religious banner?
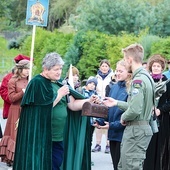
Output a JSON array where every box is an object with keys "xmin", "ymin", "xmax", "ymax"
[{"xmin": 26, "ymin": 0, "xmax": 49, "ymax": 27}]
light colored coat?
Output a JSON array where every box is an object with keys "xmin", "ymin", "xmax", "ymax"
[{"xmin": 96, "ymin": 70, "xmax": 114, "ymax": 99}]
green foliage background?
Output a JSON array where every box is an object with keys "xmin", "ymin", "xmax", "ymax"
[
  {"xmin": 70, "ymin": 0, "xmax": 170, "ymax": 36},
  {"xmin": 16, "ymin": 28, "xmax": 170, "ymax": 81},
  {"xmin": 2, "ymin": 27, "xmax": 170, "ymax": 82},
  {"xmin": 151, "ymin": 37, "xmax": 170, "ymax": 60},
  {"xmin": 0, "ymin": 36, "xmax": 20, "ymax": 74},
  {"xmin": 1, "ymin": 0, "xmax": 170, "ymax": 109},
  {"xmin": 20, "ymin": 28, "xmax": 73, "ymax": 76},
  {"xmin": 19, "ymin": 29, "xmax": 140, "ymax": 80}
]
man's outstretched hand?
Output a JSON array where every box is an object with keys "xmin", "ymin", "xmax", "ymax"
[{"xmin": 102, "ymin": 97, "xmax": 118, "ymax": 107}]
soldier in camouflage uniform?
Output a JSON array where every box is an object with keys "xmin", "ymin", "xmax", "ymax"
[{"xmin": 103, "ymin": 44, "xmax": 154, "ymax": 170}]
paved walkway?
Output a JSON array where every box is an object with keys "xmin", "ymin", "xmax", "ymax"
[
  {"xmin": 91, "ymin": 133, "xmax": 113, "ymax": 170},
  {"xmin": 0, "ymin": 109, "xmax": 113, "ymax": 170},
  {"xmin": 0, "ymin": 114, "xmax": 12, "ymax": 170}
]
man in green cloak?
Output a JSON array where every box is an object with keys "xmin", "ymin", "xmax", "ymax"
[{"xmin": 13, "ymin": 52, "xmax": 96, "ymax": 170}]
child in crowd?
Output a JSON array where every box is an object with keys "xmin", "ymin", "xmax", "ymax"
[
  {"xmin": 81, "ymin": 76, "xmax": 98, "ymax": 141},
  {"xmin": 81, "ymin": 76, "xmax": 98, "ymax": 166},
  {"xmin": 82, "ymin": 76, "xmax": 98, "ymax": 98},
  {"xmin": 65, "ymin": 66, "xmax": 82, "ymax": 92}
]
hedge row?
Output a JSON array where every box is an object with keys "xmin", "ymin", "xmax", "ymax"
[{"xmin": 21, "ymin": 28, "xmax": 170, "ymax": 80}]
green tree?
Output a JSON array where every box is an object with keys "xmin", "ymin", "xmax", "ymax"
[
  {"xmin": 139, "ymin": 32, "xmax": 161, "ymax": 59},
  {"xmin": 70, "ymin": 0, "xmax": 151, "ymax": 35},
  {"xmin": 48, "ymin": 0, "xmax": 82, "ymax": 31},
  {"xmin": 0, "ymin": 0, "xmax": 14, "ymax": 18},
  {"xmin": 148, "ymin": 0, "xmax": 170, "ymax": 36},
  {"xmin": 70, "ymin": 0, "xmax": 170, "ymax": 37},
  {"xmin": 0, "ymin": 0, "xmax": 28, "ymax": 31},
  {"xmin": 0, "ymin": 0, "xmax": 82, "ymax": 31},
  {"xmin": 21, "ymin": 28, "xmax": 73, "ymax": 75},
  {"xmin": 65, "ymin": 30, "xmax": 138, "ymax": 80},
  {"xmin": 151, "ymin": 37, "xmax": 170, "ymax": 60}
]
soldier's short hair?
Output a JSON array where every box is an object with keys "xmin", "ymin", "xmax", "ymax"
[{"xmin": 122, "ymin": 43, "xmax": 144, "ymax": 63}]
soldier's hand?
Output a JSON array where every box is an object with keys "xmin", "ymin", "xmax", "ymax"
[
  {"xmin": 102, "ymin": 97, "xmax": 118, "ymax": 107},
  {"xmin": 120, "ymin": 119, "xmax": 126, "ymax": 126},
  {"xmin": 155, "ymin": 108, "xmax": 161, "ymax": 116}
]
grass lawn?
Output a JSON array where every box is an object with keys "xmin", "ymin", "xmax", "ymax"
[
  {"xmin": 0, "ymin": 35, "xmax": 20, "ymax": 109},
  {"xmin": 0, "ymin": 36, "xmax": 20, "ymax": 76},
  {"xmin": 0, "ymin": 97, "xmax": 3, "ymax": 109}
]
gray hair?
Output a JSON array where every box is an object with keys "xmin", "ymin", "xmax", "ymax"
[{"xmin": 42, "ymin": 52, "xmax": 64, "ymax": 70}]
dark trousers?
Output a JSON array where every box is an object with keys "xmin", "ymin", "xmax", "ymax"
[
  {"xmin": 0, "ymin": 125, "xmax": 2, "ymax": 138},
  {"xmin": 110, "ymin": 140, "xmax": 121, "ymax": 170},
  {"xmin": 52, "ymin": 141, "xmax": 64, "ymax": 170}
]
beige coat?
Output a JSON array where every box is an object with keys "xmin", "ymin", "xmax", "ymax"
[{"xmin": 96, "ymin": 70, "xmax": 114, "ymax": 99}]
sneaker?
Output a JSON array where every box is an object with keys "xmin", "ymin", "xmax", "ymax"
[
  {"xmin": 105, "ymin": 145, "xmax": 110, "ymax": 153},
  {"xmin": 91, "ymin": 144, "xmax": 101, "ymax": 152}
]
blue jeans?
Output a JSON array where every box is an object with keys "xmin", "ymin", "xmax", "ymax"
[{"xmin": 52, "ymin": 141, "xmax": 64, "ymax": 170}]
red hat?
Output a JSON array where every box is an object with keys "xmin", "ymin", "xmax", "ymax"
[{"xmin": 14, "ymin": 54, "xmax": 30, "ymax": 63}]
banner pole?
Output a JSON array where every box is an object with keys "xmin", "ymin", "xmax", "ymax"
[{"xmin": 28, "ymin": 25, "xmax": 36, "ymax": 82}]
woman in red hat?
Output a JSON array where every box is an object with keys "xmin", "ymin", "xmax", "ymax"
[
  {"xmin": 0, "ymin": 60, "xmax": 30, "ymax": 167},
  {"xmin": 0, "ymin": 54, "xmax": 30, "ymax": 119}
]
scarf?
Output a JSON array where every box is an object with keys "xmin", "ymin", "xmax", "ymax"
[{"xmin": 151, "ymin": 73, "xmax": 163, "ymax": 80}]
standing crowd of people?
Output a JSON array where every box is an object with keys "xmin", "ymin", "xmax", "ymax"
[{"xmin": 0, "ymin": 43, "xmax": 170, "ymax": 170}]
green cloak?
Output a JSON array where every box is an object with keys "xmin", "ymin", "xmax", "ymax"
[
  {"xmin": 13, "ymin": 75, "xmax": 54, "ymax": 170},
  {"xmin": 56, "ymin": 81, "xmax": 91, "ymax": 170},
  {"xmin": 13, "ymin": 76, "xmax": 91, "ymax": 170},
  {"xmin": 62, "ymin": 89, "xmax": 91, "ymax": 170}
]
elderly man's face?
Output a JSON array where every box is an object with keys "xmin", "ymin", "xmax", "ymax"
[{"xmin": 44, "ymin": 65, "xmax": 63, "ymax": 81}]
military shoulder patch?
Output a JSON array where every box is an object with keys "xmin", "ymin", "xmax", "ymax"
[
  {"xmin": 132, "ymin": 80, "xmax": 142, "ymax": 88},
  {"xmin": 132, "ymin": 88, "xmax": 139, "ymax": 95}
]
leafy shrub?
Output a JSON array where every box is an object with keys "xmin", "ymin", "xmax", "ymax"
[
  {"xmin": 0, "ymin": 36, "xmax": 20, "ymax": 75},
  {"xmin": 21, "ymin": 28, "xmax": 73, "ymax": 76},
  {"xmin": 20, "ymin": 28, "xmax": 170, "ymax": 81},
  {"xmin": 139, "ymin": 34, "xmax": 161, "ymax": 60},
  {"xmin": 66, "ymin": 31, "xmax": 139, "ymax": 80},
  {"xmin": 151, "ymin": 37, "xmax": 170, "ymax": 60},
  {"xmin": 8, "ymin": 39, "xmax": 20, "ymax": 49}
]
